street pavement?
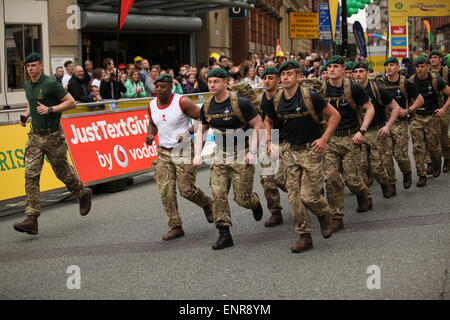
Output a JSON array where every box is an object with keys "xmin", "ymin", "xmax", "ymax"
[{"xmin": 0, "ymin": 159, "xmax": 449, "ymax": 300}]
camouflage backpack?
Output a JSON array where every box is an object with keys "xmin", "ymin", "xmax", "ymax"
[
  {"xmin": 227, "ymin": 82, "xmax": 261, "ymax": 114},
  {"xmin": 410, "ymin": 72, "xmax": 445, "ymax": 107},
  {"xmin": 430, "ymin": 66, "xmax": 449, "ymax": 84},
  {"xmin": 372, "ymin": 73, "xmax": 409, "ymax": 107}
]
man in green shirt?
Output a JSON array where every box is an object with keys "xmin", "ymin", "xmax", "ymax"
[{"xmin": 13, "ymin": 52, "xmax": 92, "ymax": 235}]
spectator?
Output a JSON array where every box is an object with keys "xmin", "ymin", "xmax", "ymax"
[
  {"xmin": 87, "ymin": 85, "xmax": 106, "ymax": 110},
  {"xmin": 102, "ymin": 58, "xmax": 114, "ymax": 74},
  {"xmin": 124, "ymin": 68, "xmax": 146, "ymax": 98},
  {"xmin": 242, "ymin": 65, "xmax": 262, "ymax": 87},
  {"xmin": 89, "ymin": 68, "xmax": 104, "ymax": 90},
  {"xmin": 402, "ymin": 58, "xmax": 416, "ymax": 78},
  {"xmin": 307, "ymin": 58, "xmax": 322, "ymax": 78},
  {"xmin": 199, "ymin": 67, "xmax": 210, "ymax": 85},
  {"xmin": 160, "ymin": 69, "xmax": 167, "ymax": 75},
  {"xmin": 219, "ymin": 56, "xmax": 230, "ymax": 71},
  {"xmin": 139, "ymin": 59, "xmax": 151, "ymax": 83},
  {"xmin": 251, "ymin": 53, "xmax": 261, "ymax": 68},
  {"xmin": 192, "ymin": 67, "xmax": 208, "ymax": 92},
  {"xmin": 118, "ymin": 64, "xmax": 127, "ymax": 77},
  {"xmin": 62, "ymin": 60, "xmax": 74, "ymax": 89},
  {"xmin": 54, "ymin": 66, "xmax": 64, "ymax": 83},
  {"xmin": 100, "ymin": 69, "xmax": 127, "ymax": 100},
  {"xmin": 144, "ymin": 65, "xmax": 159, "ymax": 97},
  {"xmin": 68, "ymin": 65, "xmax": 101, "ymax": 103},
  {"xmin": 229, "ymin": 66, "xmax": 242, "ymax": 83},
  {"xmin": 166, "ymin": 68, "xmax": 183, "ymax": 94},
  {"xmin": 83, "ymin": 60, "xmax": 93, "ymax": 87},
  {"xmin": 126, "ymin": 63, "xmax": 135, "ymax": 77},
  {"xmin": 133, "ymin": 56, "xmax": 143, "ymax": 66},
  {"xmin": 119, "ymin": 73, "xmax": 127, "ymax": 85},
  {"xmin": 256, "ymin": 65, "xmax": 264, "ymax": 79},
  {"xmin": 183, "ymin": 72, "xmax": 200, "ymax": 94}
]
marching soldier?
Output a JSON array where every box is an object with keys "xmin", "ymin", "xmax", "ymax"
[
  {"xmin": 353, "ymin": 61, "xmax": 401, "ymax": 198},
  {"xmin": 383, "ymin": 57, "xmax": 424, "ymax": 188},
  {"xmin": 146, "ymin": 74, "xmax": 213, "ymax": 241},
  {"xmin": 13, "ymin": 52, "xmax": 92, "ymax": 235},
  {"xmin": 193, "ymin": 68, "xmax": 263, "ymax": 250},
  {"xmin": 257, "ymin": 67, "xmax": 287, "ymax": 227},
  {"xmin": 321, "ymin": 56, "xmax": 375, "ymax": 232},
  {"xmin": 264, "ymin": 60, "xmax": 340, "ymax": 253},
  {"xmin": 344, "ymin": 61, "xmax": 355, "ymax": 80},
  {"xmin": 409, "ymin": 56, "xmax": 450, "ymax": 186}
]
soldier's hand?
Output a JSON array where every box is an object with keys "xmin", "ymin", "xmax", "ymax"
[
  {"xmin": 378, "ymin": 126, "xmax": 390, "ymax": 138},
  {"xmin": 176, "ymin": 131, "xmax": 190, "ymax": 143},
  {"xmin": 193, "ymin": 155, "xmax": 202, "ymax": 167},
  {"xmin": 20, "ymin": 115, "xmax": 28, "ymax": 127},
  {"xmin": 246, "ymin": 151, "xmax": 257, "ymax": 165},
  {"xmin": 268, "ymin": 142, "xmax": 279, "ymax": 159},
  {"xmin": 435, "ymin": 108, "xmax": 446, "ymax": 118},
  {"xmin": 37, "ymin": 102, "xmax": 50, "ymax": 115},
  {"xmin": 352, "ymin": 132, "xmax": 364, "ymax": 145},
  {"xmin": 399, "ymin": 108, "xmax": 409, "ymax": 118},
  {"xmin": 312, "ymin": 137, "xmax": 327, "ymax": 153},
  {"xmin": 146, "ymin": 135, "xmax": 154, "ymax": 146}
]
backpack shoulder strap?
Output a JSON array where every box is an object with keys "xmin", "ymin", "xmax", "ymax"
[
  {"xmin": 369, "ymin": 80, "xmax": 382, "ymax": 107},
  {"xmin": 203, "ymin": 96, "xmax": 214, "ymax": 124},
  {"xmin": 256, "ymin": 93, "xmax": 264, "ymax": 116},
  {"xmin": 430, "ymin": 72, "xmax": 445, "ymax": 106},
  {"xmin": 343, "ymin": 78, "xmax": 357, "ymax": 110},
  {"xmin": 273, "ymin": 89, "xmax": 283, "ymax": 113},
  {"xmin": 399, "ymin": 75, "xmax": 409, "ymax": 108},
  {"xmin": 300, "ymin": 87, "xmax": 321, "ymax": 125},
  {"xmin": 444, "ymin": 66, "xmax": 449, "ymax": 84},
  {"xmin": 409, "ymin": 74, "xmax": 416, "ymax": 82},
  {"xmin": 229, "ymin": 91, "xmax": 247, "ymax": 126}
]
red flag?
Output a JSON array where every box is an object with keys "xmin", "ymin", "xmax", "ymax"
[{"xmin": 120, "ymin": 0, "xmax": 134, "ymax": 30}]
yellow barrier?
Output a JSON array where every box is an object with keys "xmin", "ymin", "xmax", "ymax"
[{"xmin": 0, "ymin": 123, "xmax": 72, "ymax": 201}]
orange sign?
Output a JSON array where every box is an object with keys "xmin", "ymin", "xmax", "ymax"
[{"xmin": 61, "ymin": 110, "xmax": 158, "ymax": 184}]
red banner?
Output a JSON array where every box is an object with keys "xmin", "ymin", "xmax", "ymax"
[
  {"xmin": 391, "ymin": 26, "xmax": 406, "ymax": 36},
  {"xmin": 120, "ymin": 0, "xmax": 134, "ymax": 30},
  {"xmin": 391, "ymin": 49, "xmax": 407, "ymax": 58},
  {"xmin": 61, "ymin": 109, "xmax": 158, "ymax": 184}
]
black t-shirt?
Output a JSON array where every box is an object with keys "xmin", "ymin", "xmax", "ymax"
[
  {"xmin": 201, "ymin": 95, "xmax": 259, "ymax": 149},
  {"xmin": 261, "ymin": 93, "xmax": 281, "ymax": 129},
  {"xmin": 364, "ymin": 82, "xmax": 393, "ymax": 127},
  {"xmin": 266, "ymin": 87, "xmax": 327, "ymax": 145},
  {"xmin": 324, "ymin": 81, "xmax": 370, "ymax": 130},
  {"xmin": 412, "ymin": 73, "xmax": 447, "ymax": 114},
  {"xmin": 384, "ymin": 77, "xmax": 419, "ymax": 109}
]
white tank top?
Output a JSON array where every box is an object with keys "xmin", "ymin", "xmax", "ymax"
[{"xmin": 149, "ymin": 93, "xmax": 191, "ymax": 149}]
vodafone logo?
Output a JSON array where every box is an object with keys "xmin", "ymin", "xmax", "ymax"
[{"xmin": 113, "ymin": 145, "xmax": 129, "ymax": 168}]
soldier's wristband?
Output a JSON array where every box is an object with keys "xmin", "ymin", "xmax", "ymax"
[{"xmin": 359, "ymin": 129, "xmax": 366, "ymax": 136}]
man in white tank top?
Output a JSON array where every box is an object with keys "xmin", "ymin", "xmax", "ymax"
[{"xmin": 146, "ymin": 74, "xmax": 213, "ymax": 241}]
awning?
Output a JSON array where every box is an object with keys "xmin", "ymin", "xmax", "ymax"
[{"xmin": 79, "ymin": 0, "xmax": 255, "ymax": 32}]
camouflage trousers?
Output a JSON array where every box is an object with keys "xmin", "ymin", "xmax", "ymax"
[
  {"xmin": 282, "ymin": 142, "xmax": 331, "ymax": 234},
  {"xmin": 25, "ymin": 127, "xmax": 85, "ymax": 217},
  {"xmin": 153, "ymin": 145, "xmax": 210, "ymax": 228},
  {"xmin": 426, "ymin": 108, "xmax": 450, "ymax": 162},
  {"xmin": 410, "ymin": 114, "xmax": 442, "ymax": 177},
  {"xmin": 259, "ymin": 144, "xmax": 287, "ymax": 214},
  {"xmin": 359, "ymin": 127, "xmax": 394, "ymax": 186},
  {"xmin": 388, "ymin": 119, "xmax": 412, "ymax": 175},
  {"xmin": 324, "ymin": 135, "xmax": 372, "ymax": 219},
  {"xmin": 209, "ymin": 149, "xmax": 260, "ymax": 227}
]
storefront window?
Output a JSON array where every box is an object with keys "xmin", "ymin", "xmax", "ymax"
[{"xmin": 6, "ymin": 24, "xmax": 42, "ymax": 90}]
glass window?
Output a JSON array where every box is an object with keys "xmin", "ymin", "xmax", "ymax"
[{"xmin": 6, "ymin": 24, "xmax": 42, "ymax": 90}]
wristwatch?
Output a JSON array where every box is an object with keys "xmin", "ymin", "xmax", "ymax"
[
  {"xmin": 359, "ymin": 129, "xmax": 366, "ymax": 136},
  {"xmin": 48, "ymin": 107, "xmax": 53, "ymax": 114}
]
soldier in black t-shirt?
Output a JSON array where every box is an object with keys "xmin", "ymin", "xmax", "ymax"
[
  {"xmin": 194, "ymin": 68, "xmax": 263, "ymax": 250},
  {"xmin": 353, "ymin": 62, "xmax": 400, "ymax": 198},
  {"xmin": 321, "ymin": 56, "xmax": 375, "ymax": 232},
  {"xmin": 409, "ymin": 56, "xmax": 450, "ymax": 186},
  {"xmin": 384, "ymin": 56, "xmax": 423, "ymax": 189},
  {"xmin": 264, "ymin": 60, "xmax": 341, "ymax": 253}
]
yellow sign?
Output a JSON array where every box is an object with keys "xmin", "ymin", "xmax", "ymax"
[
  {"xmin": 289, "ymin": 12, "xmax": 319, "ymax": 39},
  {"xmin": 0, "ymin": 123, "xmax": 69, "ymax": 201},
  {"xmin": 368, "ymin": 55, "xmax": 387, "ymax": 73},
  {"xmin": 389, "ymin": 0, "xmax": 450, "ymax": 17}
]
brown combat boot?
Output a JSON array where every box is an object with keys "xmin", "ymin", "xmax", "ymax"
[
  {"xmin": 317, "ymin": 212, "xmax": 334, "ymax": 239},
  {"xmin": 291, "ymin": 233, "xmax": 313, "ymax": 253},
  {"xmin": 443, "ymin": 159, "xmax": 450, "ymax": 173},
  {"xmin": 13, "ymin": 215, "xmax": 38, "ymax": 235},
  {"xmin": 380, "ymin": 184, "xmax": 394, "ymax": 199},
  {"xmin": 356, "ymin": 194, "xmax": 370, "ymax": 212},
  {"xmin": 162, "ymin": 226, "xmax": 185, "ymax": 241},
  {"xmin": 79, "ymin": 188, "xmax": 92, "ymax": 216},
  {"xmin": 332, "ymin": 219, "xmax": 344, "ymax": 232},
  {"xmin": 203, "ymin": 199, "xmax": 213, "ymax": 223},
  {"xmin": 264, "ymin": 212, "xmax": 283, "ymax": 227},
  {"xmin": 426, "ymin": 163, "xmax": 433, "ymax": 175},
  {"xmin": 403, "ymin": 172, "xmax": 412, "ymax": 189},
  {"xmin": 432, "ymin": 162, "xmax": 441, "ymax": 177},
  {"xmin": 416, "ymin": 176, "xmax": 427, "ymax": 187}
]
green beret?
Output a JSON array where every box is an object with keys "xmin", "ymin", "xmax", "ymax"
[
  {"xmin": 345, "ymin": 61, "xmax": 355, "ymax": 70},
  {"xmin": 261, "ymin": 66, "xmax": 279, "ymax": 78},
  {"xmin": 326, "ymin": 55, "xmax": 345, "ymax": 67},
  {"xmin": 279, "ymin": 60, "xmax": 303, "ymax": 73},
  {"xmin": 207, "ymin": 68, "xmax": 228, "ymax": 79},
  {"xmin": 320, "ymin": 65, "xmax": 327, "ymax": 73},
  {"xmin": 352, "ymin": 61, "xmax": 369, "ymax": 71},
  {"xmin": 384, "ymin": 56, "xmax": 399, "ymax": 65},
  {"xmin": 430, "ymin": 50, "xmax": 442, "ymax": 58},
  {"xmin": 414, "ymin": 55, "xmax": 428, "ymax": 67},
  {"xmin": 154, "ymin": 74, "xmax": 173, "ymax": 84},
  {"xmin": 444, "ymin": 54, "xmax": 450, "ymax": 68},
  {"xmin": 24, "ymin": 52, "xmax": 42, "ymax": 65}
]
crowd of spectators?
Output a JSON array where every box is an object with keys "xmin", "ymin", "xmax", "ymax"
[{"xmin": 53, "ymin": 50, "xmax": 419, "ymax": 106}]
